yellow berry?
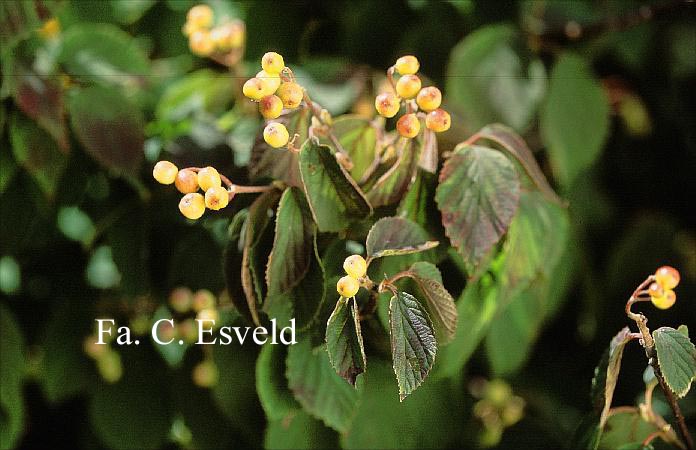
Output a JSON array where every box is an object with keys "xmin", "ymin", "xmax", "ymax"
[
  {"xmin": 395, "ymin": 74, "xmax": 421, "ymax": 99},
  {"xmin": 209, "ymin": 21, "xmax": 245, "ymax": 51},
  {"xmin": 96, "ymin": 350, "xmax": 123, "ymax": 384},
  {"xmin": 343, "ymin": 255, "xmax": 367, "ymax": 279},
  {"xmin": 197, "ymin": 166, "xmax": 221, "ymax": 191},
  {"xmin": 647, "ymin": 282, "xmax": 663, "ymax": 299},
  {"xmin": 655, "ymin": 266, "xmax": 680, "ymax": 290},
  {"xmin": 425, "ymin": 108, "xmax": 451, "ymax": 132},
  {"xmin": 651, "ymin": 289, "xmax": 676, "ymax": 310},
  {"xmin": 394, "ymin": 55, "xmax": 420, "ymax": 75},
  {"xmin": 337, "ymin": 275, "xmax": 360, "ymax": 298},
  {"xmin": 375, "ymin": 92, "xmax": 401, "ymax": 118},
  {"xmin": 192, "ymin": 360, "xmax": 219, "ymax": 388},
  {"xmin": 276, "ymin": 82, "xmax": 304, "ymax": 108},
  {"xmin": 197, "ymin": 308, "xmax": 220, "ymax": 324},
  {"xmin": 153, "ymin": 161, "xmax": 178, "ymax": 184},
  {"xmin": 179, "ymin": 193, "xmax": 206, "ymax": 220},
  {"xmin": 175, "ymin": 169, "xmax": 199, "ymax": 194},
  {"xmin": 416, "ymin": 86, "xmax": 442, "ymax": 112},
  {"xmin": 205, "ymin": 186, "xmax": 229, "ymax": 210},
  {"xmin": 263, "ymin": 122, "xmax": 289, "ymax": 148},
  {"xmin": 243, "ymin": 77, "xmax": 270, "ymax": 101},
  {"xmin": 397, "ymin": 113, "xmax": 421, "ymax": 138},
  {"xmin": 187, "ymin": 4, "xmax": 214, "ymax": 29},
  {"xmin": 256, "ymin": 70, "xmax": 281, "ymax": 94},
  {"xmin": 259, "ymin": 95, "xmax": 284, "ymax": 119},
  {"xmin": 189, "ymin": 30, "xmax": 214, "ymax": 56},
  {"xmin": 169, "ymin": 287, "xmax": 193, "ymax": 313},
  {"xmin": 192, "ymin": 289, "xmax": 216, "ymax": 311},
  {"xmin": 261, "ymin": 52, "xmax": 285, "ymax": 74},
  {"xmin": 39, "ymin": 18, "xmax": 60, "ymax": 40}
]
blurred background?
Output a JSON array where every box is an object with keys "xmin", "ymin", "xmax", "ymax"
[{"xmin": 1, "ymin": 0, "xmax": 695, "ymax": 449}]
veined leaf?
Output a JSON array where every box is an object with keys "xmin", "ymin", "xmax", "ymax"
[
  {"xmin": 367, "ymin": 135, "xmax": 421, "ymax": 208},
  {"xmin": 653, "ymin": 326, "xmax": 696, "ymax": 398},
  {"xmin": 326, "ymin": 297, "xmax": 366, "ymax": 386},
  {"xmin": 332, "ymin": 115, "xmax": 377, "ymax": 181},
  {"xmin": 366, "ymin": 216, "xmax": 438, "ymax": 261},
  {"xmin": 404, "ymin": 262, "xmax": 457, "ymax": 344},
  {"xmin": 591, "ymin": 327, "xmax": 633, "ymax": 428}
]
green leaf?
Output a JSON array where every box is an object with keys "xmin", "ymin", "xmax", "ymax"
[
  {"xmin": 0, "ymin": 304, "xmax": 25, "ymax": 450},
  {"xmin": 9, "ymin": 111, "xmax": 66, "ymax": 197},
  {"xmin": 652, "ymin": 326, "xmax": 696, "ymax": 398},
  {"xmin": 299, "ymin": 139, "xmax": 371, "ymax": 232},
  {"xmin": 389, "ymin": 291, "xmax": 437, "ymax": 401},
  {"xmin": 256, "ymin": 344, "xmax": 300, "ymax": 421},
  {"xmin": 110, "ymin": 0, "xmax": 156, "ymax": 24},
  {"xmin": 366, "ymin": 216, "xmax": 438, "ymax": 261},
  {"xmin": 286, "ymin": 336, "xmax": 361, "ymax": 432},
  {"xmin": 590, "ymin": 327, "xmax": 633, "ymax": 428},
  {"xmin": 436, "ymin": 145, "xmax": 520, "ymax": 271},
  {"xmin": 326, "ymin": 297, "xmax": 366, "ymax": 386},
  {"xmin": 152, "ymin": 306, "xmax": 188, "ymax": 367},
  {"xmin": 446, "ymin": 24, "xmax": 546, "ymax": 132},
  {"xmin": 156, "ymin": 69, "xmax": 234, "ymax": 122},
  {"xmin": 540, "ymin": 53, "xmax": 610, "ymax": 186},
  {"xmin": 0, "ymin": 1, "xmax": 40, "ymax": 52},
  {"xmin": 570, "ymin": 413, "xmax": 601, "ymax": 450},
  {"xmin": 598, "ymin": 411, "xmax": 658, "ymax": 450},
  {"xmin": 59, "ymin": 23, "xmax": 150, "ymax": 87},
  {"xmin": 265, "ymin": 410, "xmax": 338, "ymax": 449},
  {"xmin": 67, "ymin": 86, "xmax": 145, "ymax": 172},
  {"xmin": 367, "ymin": 135, "xmax": 422, "ymax": 208},
  {"xmin": 403, "ymin": 262, "xmax": 457, "ymax": 344},
  {"xmin": 266, "ymin": 187, "xmax": 315, "ymax": 297},
  {"xmin": 332, "ymin": 115, "xmax": 377, "ymax": 181}
]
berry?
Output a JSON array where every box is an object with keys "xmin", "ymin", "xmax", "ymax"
[
  {"xmin": 175, "ymin": 169, "xmax": 199, "ymax": 194},
  {"xmin": 189, "ymin": 30, "xmax": 214, "ymax": 56},
  {"xmin": 397, "ymin": 113, "xmax": 421, "ymax": 138},
  {"xmin": 394, "ymin": 55, "xmax": 420, "ymax": 75},
  {"xmin": 337, "ymin": 275, "xmax": 360, "ymax": 298},
  {"xmin": 210, "ymin": 21, "xmax": 244, "ymax": 51},
  {"xmin": 651, "ymin": 289, "xmax": 676, "ymax": 310},
  {"xmin": 654, "ymin": 266, "xmax": 680, "ymax": 290},
  {"xmin": 187, "ymin": 4, "xmax": 214, "ymax": 29},
  {"xmin": 263, "ymin": 122, "xmax": 290, "ymax": 148},
  {"xmin": 647, "ymin": 282, "xmax": 663, "ymax": 299},
  {"xmin": 375, "ymin": 92, "xmax": 401, "ymax": 118},
  {"xmin": 179, "ymin": 193, "xmax": 206, "ymax": 220},
  {"xmin": 343, "ymin": 255, "xmax": 367, "ymax": 279},
  {"xmin": 192, "ymin": 360, "xmax": 219, "ymax": 388},
  {"xmin": 425, "ymin": 108, "xmax": 451, "ymax": 132},
  {"xmin": 261, "ymin": 52, "xmax": 285, "ymax": 74},
  {"xmin": 97, "ymin": 350, "xmax": 123, "ymax": 384},
  {"xmin": 83, "ymin": 336, "xmax": 108, "ymax": 359},
  {"xmin": 416, "ymin": 86, "xmax": 442, "ymax": 112},
  {"xmin": 153, "ymin": 161, "xmax": 178, "ymax": 185},
  {"xmin": 243, "ymin": 78, "xmax": 270, "ymax": 101},
  {"xmin": 169, "ymin": 287, "xmax": 193, "ymax": 313},
  {"xmin": 259, "ymin": 95, "xmax": 283, "ymax": 119},
  {"xmin": 197, "ymin": 166, "xmax": 221, "ymax": 191},
  {"xmin": 276, "ymin": 82, "xmax": 304, "ymax": 109},
  {"xmin": 192, "ymin": 289, "xmax": 216, "ymax": 311},
  {"xmin": 205, "ymin": 186, "xmax": 230, "ymax": 210},
  {"xmin": 256, "ymin": 70, "xmax": 281, "ymax": 94},
  {"xmin": 395, "ymin": 74, "xmax": 421, "ymax": 99},
  {"xmin": 177, "ymin": 319, "xmax": 198, "ymax": 343},
  {"xmin": 197, "ymin": 308, "xmax": 220, "ymax": 324}
]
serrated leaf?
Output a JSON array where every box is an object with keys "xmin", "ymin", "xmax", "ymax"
[
  {"xmin": 540, "ymin": 53, "xmax": 610, "ymax": 186},
  {"xmin": 366, "ymin": 216, "xmax": 438, "ymax": 261},
  {"xmin": 367, "ymin": 135, "xmax": 421, "ymax": 208},
  {"xmin": 256, "ymin": 344, "xmax": 300, "ymax": 421},
  {"xmin": 332, "ymin": 115, "xmax": 377, "ymax": 181},
  {"xmin": 389, "ymin": 291, "xmax": 437, "ymax": 401},
  {"xmin": 591, "ymin": 327, "xmax": 633, "ymax": 428},
  {"xmin": 299, "ymin": 139, "xmax": 371, "ymax": 232},
  {"xmin": 326, "ymin": 297, "xmax": 366, "ymax": 386},
  {"xmin": 653, "ymin": 326, "xmax": 696, "ymax": 398},
  {"xmin": 397, "ymin": 170, "xmax": 438, "ymax": 230},
  {"xmin": 436, "ymin": 145, "xmax": 520, "ymax": 271},
  {"xmin": 286, "ymin": 336, "xmax": 361, "ymax": 432},
  {"xmin": 404, "ymin": 262, "xmax": 457, "ymax": 344}
]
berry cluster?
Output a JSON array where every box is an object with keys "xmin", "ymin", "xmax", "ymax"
[
  {"xmin": 243, "ymin": 52, "xmax": 304, "ymax": 148},
  {"xmin": 647, "ymin": 265, "xmax": 680, "ymax": 309},
  {"xmin": 336, "ymin": 255, "xmax": 367, "ymax": 298},
  {"xmin": 153, "ymin": 161, "xmax": 231, "ymax": 220},
  {"xmin": 375, "ymin": 55, "xmax": 451, "ymax": 138},
  {"xmin": 183, "ymin": 4, "xmax": 245, "ymax": 57}
]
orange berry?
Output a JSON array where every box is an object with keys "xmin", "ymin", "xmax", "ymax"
[
  {"xmin": 647, "ymin": 282, "xmax": 664, "ymax": 299},
  {"xmin": 153, "ymin": 161, "xmax": 178, "ymax": 184},
  {"xmin": 651, "ymin": 289, "xmax": 676, "ymax": 310},
  {"xmin": 189, "ymin": 30, "xmax": 214, "ymax": 56},
  {"xmin": 395, "ymin": 74, "xmax": 421, "ymax": 99},
  {"xmin": 375, "ymin": 92, "xmax": 401, "ymax": 118},
  {"xmin": 197, "ymin": 167, "xmax": 221, "ymax": 191},
  {"xmin": 175, "ymin": 169, "xmax": 199, "ymax": 194},
  {"xmin": 425, "ymin": 108, "xmax": 451, "ymax": 132},
  {"xmin": 276, "ymin": 82, "xmax": 303, "ymax": 108},
  {"xmin": 654, "ymin": 266, "xmax": 680, "ymax": 290},
  {"xmin": 394, "ymin": 55, "xmax": 420, "ymax": 75},
  {"xmin": 397, "ymin": 113, "xmax": 420, "ymax": 138},
  {"xmin": 263, "ymin": 122, "xmax": 289, "ymax": 148},
  {"xmin": 205, "ymin": 186, "xmax": 229, "ymax": 210},
  {"xmin": 187, "ymin": 4, "xmax": 214, "ymax": 29},
  {"xmin": 259, "ymin": 94, "xmax": 283, "ymax": 119},
  {"xmin": 192, "ymin": 289, "xmax": 216, "ymax": 311},
  {"xmin": 243, "ymin": 78, "xmax": 270, "ymax": 101},
  {"xmin": 179, "ymin": 193, "xmax": 206, "ymax": 220},
  {"xmin": 416, "ymin": 86, "xmax": 442, "ymax": 112},
  {"xmin": 261, "ymin": 52, "xmax": 285, "ymax": 74}
]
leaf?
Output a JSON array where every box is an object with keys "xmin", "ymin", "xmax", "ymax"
[
  {"xmin": 299, "ymin": 139, "xmax": 371, "ymax": 232},
  {"xmin": 332, "ymin": 115, "xmax": 377, "ymax": 181},
  {"xmin": 110, "ymin": 0, "xmax": 156, "ymax": 24},
  {"xmin": 403, "ymin": 262, "xmax": 457, "ymax": 344},
  {"xmin": 599, "ymin": 411, "xmax": 658, "ymax": 450},
  {"xmin": 152, "ymin": 306, "xmax": 188, "ymax": 367},
  {"xmin": 389, "ymin": 291, "xmax": 437, "ymax": 401},
  {"xmin": 256, "ymin": 344, "xmax": 300, "ymax": 421},
  {"xmin": 365, "ymin": 216, "xmax": 438, "ymax": 261},
  {"xmin": 326, "ymin": 297, "xmax": 366, "ymax": 386},
  {"xmin": 67, "ymin": 86, "xmax": 144, "ymax": 172},
  {"xmin": 652, "ymin": 326, "xmax": 696, "ymax": 398},
  {"xmin": 223, "ymin": 209, "xmax": 254, "ymax": 324},
  {"xmin": 591, "ymin": 327, "xmax": 633, "ymax": 428},
  {"xmin": 0, "ymin": 1, "xmax": 40, "ymax": 51},
  {"xmin": 435, "ymin": 145, "xmax": 520, "ymax": 271},
  {"xmin": 367, "ymin": 135, "xmax": 421, "ymax": 208},
  {"xmin": 265, "ymin": 410, "xmax": 338, "ymax": 449},
  {"xmin": 156, "ymin": 69, "xmax": 234, "ymax": 122},
  {"xmin": 397, "ymin": 170, "xmax": 439, "ymax": 234},
  {"xmin": 0, "ymin": 304, "xmax": 25, "ymax": 450},
  {"xmin": 540, "ymin": 53, "xmax": 610, "ymax": 186},
  {"xmin": 266, "ymin": 187, "xmax": 315, "ymax": 296},
  {"xmin": 286, "ymin": 336, "xmax": 361, "ymax": 433},
  {"xmin": 9, "ymin": 111, "xmax": 66, "ymax": 197},
  {"xmin": 446, "ymin": 24, "xmax": 546, "ymax": 132}
]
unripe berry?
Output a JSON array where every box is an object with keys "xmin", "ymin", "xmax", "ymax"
[
  {"xmin": 425, "ymin": 108, "xmax": 451, "ymax": 132},
  {"xmin": 375, "ymin": 92, "xmax": 401, "ymax": 118},
  {"xmin": 337, "ymin": 275, "xmax": 360, "ymax": 298},
  {"xmin": 175, "ymin": 169, "xmax": 199, "ymax": 194},
  {"xmin": 243, "ymin": 78, "xmax": 270, "ymax": 101},
  {"xmin": 654, "ymin": 266, "xmax": 680, "ymax": 290},
  {"xmin": 192, "ymin": 289, "xmax": 216, "ymax": 311},
  {"xmin": 394, "ymin": 55, "xmax": 420, "ymax": 75},
  {"xmin": 343, "ymin": 255, "xmax": 367, "ymax": 279},
  {"xmin": 416, "ymin": 86, "xmax": 442, "ymax": 112},
  {"xmin": 261, "ymin": 52, "xmax": 285, "ymax": 74},
  {"xmin": 263, "ymin": 122, "xmax": 289, "ymax": 148},
  {"xmin": 169, "ymin": 287, "xmax": 193, "ymax": 313},
  {"xmin": 179, "ymin": 193, "xmax": 206, "ymax": 220},
  {"xmin": 153, "ymin": 161, "xmax": 178, "ymax": 185},
  {"xmin": 651, "ymin": 289, "xmax": 676, "ymax": 310},
  {"xmin": 256, "ymin": 70, "xmax": 281, "ymax": 94},
  {"xmin": 197, "ymin": 166, "xmax": 221, "ymax": 191},
  {"xmin": 397, "ymin": 113, "xmax": 421, "ymax": 138},
  {"xmin": 205, "ymin": 186, "xmax": 230, "ymax": 210},
  {"xmin": 187, "ymin": 4, "xmax": 214, "ymax": 29},
  {"xmin": 259, "ymin": 95, "xmax": 283, "ymax": 119},
  {"xmin": 189, "ymin": 30, "xmax": 214, "ymax": 56},
  {"xmin": 192, "ymin": 360, "xmax": 219, "ymax": 388},
  {"xmin": 395, "ymin": 74, "xmax": 421, "ymax": 99},
  {"xmin": 276, "ymin": 82, "xmax": 304, "ymax": 108}
]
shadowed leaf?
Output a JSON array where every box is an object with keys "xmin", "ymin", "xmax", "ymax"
[
  {"xmin": 367, "ymin": 135, "xmax": 421, "ymax": 208},
  {"xmin": 326, "ymin": 297, "xmax": 366, "ymax": 386},
  {"xmin": 404, "ymin": 262, "xmax": 457, "ymax": 344},
  {"xmin": 366, "ymin": 217, "xmax": 438, "ymax": 261}
]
